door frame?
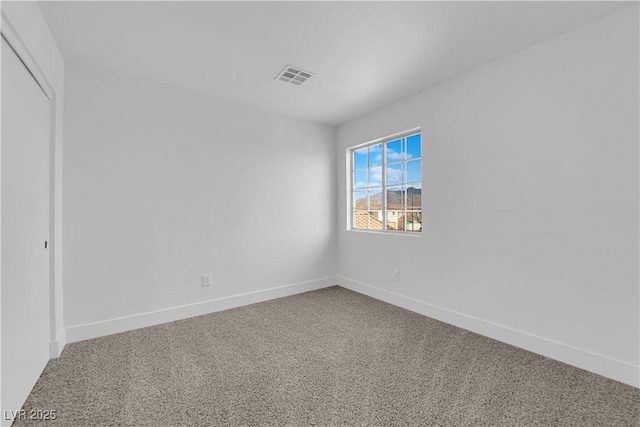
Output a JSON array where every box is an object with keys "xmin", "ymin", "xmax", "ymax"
[{"xmin": 1, "ymin": 11, "xmax": 62, "ymax": 358}]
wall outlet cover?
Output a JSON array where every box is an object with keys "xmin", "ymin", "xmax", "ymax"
[{"xmin": 202, "ymin": 273, "xmax": 212, "ymax": 287}]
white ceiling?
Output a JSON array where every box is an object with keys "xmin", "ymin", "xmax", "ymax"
[{"xmin": 38, "ymin": 1, "xmax": 630, "ymax": 126}]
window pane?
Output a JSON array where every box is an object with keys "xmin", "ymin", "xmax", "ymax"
[
  {"xmin": 369, "ymin": 144, "xmax": 383, "ymax": 166},
  {"xmin": 353, "ymin": 210, "xmax": 369, "ymax": 229},
  {"xmin": 369, "ymin": 188, "xmax": 383, "ymax": 210},
  {"xmin": 368, "ymin": 211, "xmax": 384, "ymax": 230},
  {"xmin": 386, "ymin": 163, "xmax": 403, "ymax": 186},
  {"xmin": 354, "ymin": 190, "xmax": 367, "ymax": 210},
  {"xmin": 405, "ymin": 211, "xmax": 422, "ymax": 232},
  {"xmin": 386, "ymin": 210, "xmax": 401, "ymax": 231},
  {"xmin": 354, "ymin": 169, "xmax": 367, "ymax": 189},
  {"xmin": 407, "ymin": 134, "xmax": 421, "ymax": 159},
  {"xmin": 369, "ymin": 166, "xmax": 382, "ymax": 187},
  {"xmin": 354, "ymin": 148, "xmax": 367, "ymax": 169},
  {"xmin": 386, "ymin": 185, "xmax": 404, "ymax": 211},
  {"xmin": 407, "ymin": 160, "xmax": 421, "ymax": 184},
  {"xmin": 406, "ymin": 185, "xmax": 421, "ymax": 208},
  {"xmin": 386, "ymin": 138, "xmax": 403, "ymax": 163}
]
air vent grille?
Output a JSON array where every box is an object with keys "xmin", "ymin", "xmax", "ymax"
[{"xmin": 275, "ymin": 65, "xmax": 315, "ymax": 86}]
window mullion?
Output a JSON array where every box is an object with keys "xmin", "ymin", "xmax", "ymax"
[
  {"xmin": 382, "ymin": 143, "xmax": 387, "ymax": 230},
  {"xmin": 403, "ymin": 137, "xmax": 408, "ymax": 231},
  {"xmin": 368, "ymin": 161, "xmax": 371, "ymax": 231}
]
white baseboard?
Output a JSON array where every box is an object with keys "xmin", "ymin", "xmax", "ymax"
[
  {"xmin": 49, "ymin": 328, "xmax": 66, "ymax": 358},
  {"xmin": 66, "ymin": 276, "xmax": 337, "ymax": 344},
  {"xmin": 337, "ymin": 276, "xmax": 639, "ymax": 389}
]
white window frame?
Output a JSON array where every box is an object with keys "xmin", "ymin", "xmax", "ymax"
[{"xmin": 347, "ymin": 127, "xmax": 422, "ymax": 235}]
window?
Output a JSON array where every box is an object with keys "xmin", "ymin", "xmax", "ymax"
[{"xmin": 350, "ymin": 129, "xmax": 422, "ymax": 233}]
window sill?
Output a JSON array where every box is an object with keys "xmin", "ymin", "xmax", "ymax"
[{"xmin": 347, "ymin": 229, "xmax": 422, "ymax": 237}]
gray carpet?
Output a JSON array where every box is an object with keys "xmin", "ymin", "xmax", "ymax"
[{"xmin": 15, "ymin": 286, "xmax": 640, "ymax": 426}]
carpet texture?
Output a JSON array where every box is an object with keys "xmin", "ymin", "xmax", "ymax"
[{"xmin": 15, "ymin": 286, "xmax": 640, "ymax": 426}]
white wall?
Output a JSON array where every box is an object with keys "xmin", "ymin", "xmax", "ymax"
[
  {"xmin": 63, "ymin": 62, "xmax": 336, "ymax": 340},
  {"xmin": 337, "ymin": 6, "xmax": 639, "ymax": 387}
]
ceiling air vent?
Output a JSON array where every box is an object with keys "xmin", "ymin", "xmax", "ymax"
[{"xmin": 275, "ymin": 65, "xmax": 314, "ymax": 86}]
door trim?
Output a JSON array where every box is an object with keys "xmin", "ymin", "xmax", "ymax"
[{"xmin": 1, "ymin": 11, "xmax": 62, "ymax": 358}]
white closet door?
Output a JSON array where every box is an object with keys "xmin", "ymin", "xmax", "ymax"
[{"xmin": 1, "ymin": 36, "xmax": 51, "ymax": 421}]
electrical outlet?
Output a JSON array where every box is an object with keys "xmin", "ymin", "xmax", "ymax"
[
  {"xmin": 392, "ymin": 268, "xmax": 400, "ymax": 281},
  {"xmin": 202, "ymin": 273, "xmax": 212, "ymax": 287}
]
